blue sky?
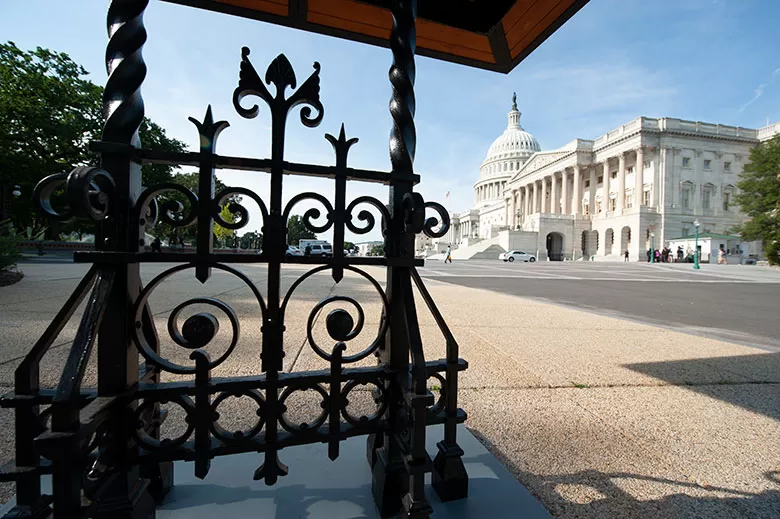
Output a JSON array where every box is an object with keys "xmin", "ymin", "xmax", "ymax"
[{"xmin": 3, "ymin": 0, "xmax": 779, "ymax": 242}]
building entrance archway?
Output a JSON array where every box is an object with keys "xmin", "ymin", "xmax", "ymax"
[
  {"xmin": 605, "ymin": 228, "xmax": 614, "ymax": 256},
  {"xmin": 546, "ymin": 232, "xmax": 564, "ymax": 261},
  {"xmin": 620, "ymin": 226, "xmax": 631, "ymax": 255}
]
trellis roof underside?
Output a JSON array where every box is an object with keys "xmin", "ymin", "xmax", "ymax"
[{"xmin": 163, "ymin": 0, "xmax": 590, "ymax": 73}]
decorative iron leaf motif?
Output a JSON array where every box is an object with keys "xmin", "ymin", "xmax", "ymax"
[
  {"xmin": 233, "ymin": 47, "xmax": 272, "ymax": 119},
  {"xmin": 265, "ymin": 54, "xmax": 297, "ymax": 96},
  {"xmin": 232, "ymin": 47, "xmax": 323, "ymax": 130}
]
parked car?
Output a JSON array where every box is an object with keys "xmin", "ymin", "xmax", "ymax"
[
  {"xmin": 309, "ymin": 243, "xmax": 333, "ymax": 257},
  {"xmin": 499, "ymin": 250, "xmax": 536, "ymax": 262},
  {"xmin": 286, "ymin": 245, "xmax": 303, "ymax": 257}
]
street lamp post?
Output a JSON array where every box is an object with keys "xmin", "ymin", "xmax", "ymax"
[
  {"xmin": 650, "ymin": 232, "xmax": 655, "ymax": 263},
  {"xmin": 693, "ymin": 219, "xmax": 700, "ymax": 270}
]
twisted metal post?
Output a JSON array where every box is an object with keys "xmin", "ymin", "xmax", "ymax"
[
  {"xmin": 372, "ymin": 1, "xmax": 433, "ymax": 518},
  {"xmin": 94, "ymin": 1, "xmax": 162, "ymax": 516}
]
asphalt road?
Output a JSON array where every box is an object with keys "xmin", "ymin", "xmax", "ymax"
[{"xmin": 419, "ymin": 260, "xmax": 780, "ymax": 350}]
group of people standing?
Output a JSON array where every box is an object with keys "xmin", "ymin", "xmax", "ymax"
[{"xmin": 646, "ymin": 246, "xmax": 686, "ymax": 263}]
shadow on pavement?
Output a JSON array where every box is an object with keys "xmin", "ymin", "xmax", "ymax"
[
  {"xmin": 469, "ymin": 428, "xmax": 780, "ymax": 519},
  {"xmin": 625, "ymin": 353, "xmax": 780, "ymax": 420}
]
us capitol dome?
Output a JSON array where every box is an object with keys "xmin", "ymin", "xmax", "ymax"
[{"xmin": 474, "ymin": 93, "xmax": 541, "ymax": 207}]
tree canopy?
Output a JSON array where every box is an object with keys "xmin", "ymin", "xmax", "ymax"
[
  {"xmin": 286, "ymin": 214, "xmax": 316, "ymax": 246},
  {"xmin": 0, "ymin": 41, "xmax": 185, "ymax": 238},
  {"xmin": 734, "ymin": 135, "xmax": 780, "ymax": 265}
]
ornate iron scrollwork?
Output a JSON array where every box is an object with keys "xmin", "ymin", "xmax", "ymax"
[
  {"xmin": 34, "ymin": 166, "xmax": 115, "ymax": 222},
  {"xmin": 8, "ymin": 3, "xmax": 468, "ymax": 515}
]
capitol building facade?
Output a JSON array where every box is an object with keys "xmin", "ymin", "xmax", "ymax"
[{"xmin": 425, "ymin": 96, "xmax": 779, "ymax": 261}]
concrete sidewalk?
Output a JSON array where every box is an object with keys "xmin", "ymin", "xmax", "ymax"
[{"xmin": 1, "ymin": 263, "xmax": 779, "ymax": 518}]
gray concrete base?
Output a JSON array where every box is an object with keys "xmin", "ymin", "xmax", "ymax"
[{"xmin": 1, "ymin": 425, "xmax": 549, "ymax": 518}]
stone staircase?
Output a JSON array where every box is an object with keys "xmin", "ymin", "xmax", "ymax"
[{"xmin": 429, "ymin": 236, "xmax": 506, "ymax": 260}]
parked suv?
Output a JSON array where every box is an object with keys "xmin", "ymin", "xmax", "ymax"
[{"xmin": 309, "ymin": 243, "xmax": 333, "ymax": 257}]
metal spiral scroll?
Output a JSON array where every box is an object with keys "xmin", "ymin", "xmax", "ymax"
[
  {"xmin": 135, "ymin": 183, "xmax": 198, "ymax": 229},
  {"xmin": 280, "ymin": 266, "xmax": 389, "ymax": 363},
  {"xmin": 388, "ymin": 0, "xmax": 417, "ymax": 172},
  {"xmin": 131, "ymin": 264, "xmax": 267, "ymax": 375},
  {"xmin": 213, "ymin": 187, "xmax": 269, "ymax": 232},
  {"xmin": 345, "ymin": 196, "xmax": 391, "ymax": 236},
  {"xmin": 103, "ymin": 0, "xmax": 148, "ymax": 144},
  {"xmin": 282, "ymin": 193, "xmax": 335, "ymax": 234},
  {"xmin": 34, "ymin": 167, "xmax": 115, "ymax": 222}
]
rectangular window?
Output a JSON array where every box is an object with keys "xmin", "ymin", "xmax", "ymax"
[
  {"xmin": 583, "ymin": 203, "xmax": 589, "ymax": 215},
  {"xmin": 626, "ymin": 194, "xmax": 633, "ymax": 209},
  {"xmin": 724, "ymin": 161, "xmax": 731, "ymax": 172},
  {"xmin": 608, "ymin": 198, "xmax": 616, "ymax": 212},
  {"xmin": 703, "ymin": 190, "xmax": 711, "ymax": 209},
  {"xmin": 595, "ymin": 200, "xmax": 602, "ymax": 213},
  {"xmin": 611, "ymin": 171, "xmax": 617, "ymax": 179},
  {"xmin": 642, "ymin": 190, "xmax": 650, "ymax": 206},
  {"xmin": 723, "ymin": 192, "xmax": 730, "ymax": 211},
  {"xmin": 682, "ymin": 157, "xmax": 691, "ymax": 168},
  {"xmin": 584, "ymin": 179, "xmax": 590, "ymax": 188},
  {"xmin": 598, "ymin": 175, "xmax": 603, "ymax": 184},
  {"xmin": 627, "ymin": 166, "xmax": 635, "ymax": 175},
  {"xmin": 643, "ymin": 160, "xmax": 651, "ymax": 169},
  {"xmin": 682, "ymin": 227, "xmax": 690, "ymax": 238},
  {"xmin": 704, "ymin": 159, "xmax": 711, "ymax": 170},
  {"xmin": 682, "ymin": 190, "xmax": 690, "ymax": 209}
]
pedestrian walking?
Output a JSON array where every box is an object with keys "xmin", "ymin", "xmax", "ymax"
[
  {"xmin": 677, "ymin": 246, "xmax": 683, "ymax": 263},
  {"xmin": 624, "ymin": 249, "xmax": 629, "ymax": 262},
  {"xmin": 654, "ymin": 249, "xmax": 661, "ymax": 262},
  {"xmin": 151, "ymin": 236, "xmax": 162, "ymax": 253},
  {"xmin": 718, "ymin": 246, "xmax": 728, "ymax": 265},
  {"xmin": 304, "ymin": 244, "xmax": 312, "ymax": 257},
  {"xmin": 647, "ymin": 249, "xmax": 651, "ymax": 262},
  {"xmin": 444, "ymin": 245, "xmax": 452, "ymax": 264}
]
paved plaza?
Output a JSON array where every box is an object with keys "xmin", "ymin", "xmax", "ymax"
[
  {"xmin": 420, "ymin": 260, "xmax": 780, "ymax": 350},
  {"xmin": 1, "ymin": 259, "xmax": 779, "ymax": 518}
]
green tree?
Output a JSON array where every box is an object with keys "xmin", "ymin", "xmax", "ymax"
[
  {"xmin": 239, "ymin": 231, "xmax": 262, "ymax": 250},
  {"xmin": 344, "ymin": 241, "xmax": 356, "ymax": 252},
  {"xmin": 734, "ymin": 135, "xmax": 780, "ymax": 265},
  {"xmin": 286, "ymin": 214, "xmax": 316, "ymax": 246},
  {"xmin": 213, "ymin": 204, "xmax": 236, "ymax": 247},
  {"xmin": 0, "ymin": 41, "xmax": 186, "ymax": 238},
  {"xmin": 369, "ymin": 244, "xmax": 384, "ymax": 256}
]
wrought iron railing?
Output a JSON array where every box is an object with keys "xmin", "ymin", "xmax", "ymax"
[{"xmin": 0, "ymin": 1, "xmax": 467, "ymax": 518}]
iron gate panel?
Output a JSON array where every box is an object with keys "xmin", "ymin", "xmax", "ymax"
[{"xmin": 0, "ymin": 1, "xmax": 468, "ymax": 518}]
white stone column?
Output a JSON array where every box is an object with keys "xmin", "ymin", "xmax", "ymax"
[
  {"xmin": 617, "ymin": 152, "xmax": 626, "ymax": 213},
  {"xmin": 510, "ymin": 193, "xmax": 516, "ymax": 228},
  {"xmin": 531, "ymin": 182, "xmax": 537, "ymax": 213},
  {"xmin": 635, "ymin": 147, "xmax": 644, "ymax": 206},
  {"xmin": 589, "ymin": 167, "xmax": 597, "ymax": 214},
  {"xmin": 526, "ymin": 184, "xmax": 531, "ymax": 214},
  {"xmin": 561, "ymin": 169, "xmax": 569, "ymax": 214},
  {"xmin": 551, "ymin": 173, "xmax": 559, "ymax": 214},
  {"xmin": 573, "ymin": 167, "xmax": 582, "ymax": 215},
  {"xmin": 603, "ymin": 159, "xmax": 611, "ymax": 214},
  {"xmin": 541, "ymin": 177, "xmax": 548, "ymax": 214}
]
